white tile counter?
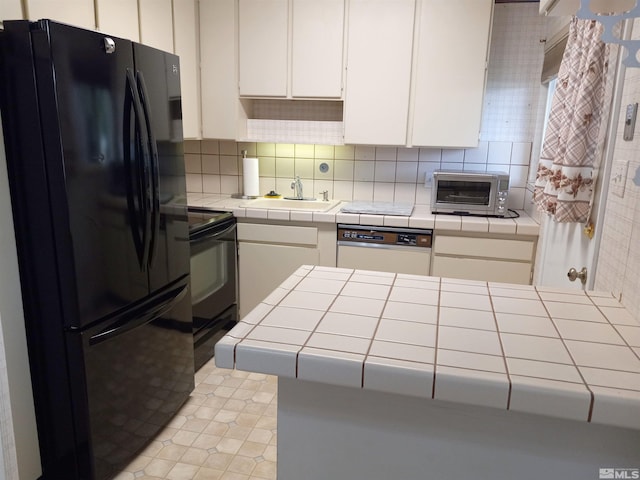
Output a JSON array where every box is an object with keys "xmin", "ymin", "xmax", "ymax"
[
  {"xmin": 215, "ymin": 266, "xmax": 640, "ymax": 480},
  {"xmin": 216, "ymin": 265, "xmax": 640, "ymax": 430},
  {"xmin": 187, "ymin": 193, "xmax": 540, "ymax": 236}
]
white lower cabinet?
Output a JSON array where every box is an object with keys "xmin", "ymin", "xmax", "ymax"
[
  {"xmin": 431, "ymin": 234, "xmax": 536, "ymax": 285},
  {"xmin": 238, "ymin": 242, "xmax": 319, "ymax": 317},
  {"xmin": 237, "ymin": 221, "xmax": 336, "ymax": 318}
]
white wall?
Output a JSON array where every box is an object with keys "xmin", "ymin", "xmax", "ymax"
[
  {"xmin": 595, "ymin": 19, "xmax": 640, "ymax": 321},
  {"xmin": 0, "ymin": 115, "xmax": 41, "ymax": 479}
]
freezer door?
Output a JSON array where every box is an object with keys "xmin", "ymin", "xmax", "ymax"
[
  {"xmin": 69, "ymin": 278, "xmax": 194, "ymax": 480},
  {"xmin": 29, "ymin": 21, "xmax": 153, "ymax": 328},
  {"xmin": 132, "ymin": 43, "xmax": 190, "ymax": 294}
]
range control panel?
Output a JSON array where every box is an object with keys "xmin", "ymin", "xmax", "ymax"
[{"xmin": 337, "ymin": 226, "xmax": 432, "ymax": 248}]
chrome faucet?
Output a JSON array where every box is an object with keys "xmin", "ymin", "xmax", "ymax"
[{"xmin": 291, "ymin": 176, "xmax": 303, "ymax": 199}]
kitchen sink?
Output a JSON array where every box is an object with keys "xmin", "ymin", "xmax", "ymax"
[{"xmin": 241, "ymin": 198, "xmax": 342, "ymax": 211}]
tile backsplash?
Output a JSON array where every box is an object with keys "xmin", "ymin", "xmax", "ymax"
[{"xmin": 184, "ymin": 140, "xmax": 532, "ymax": 209}]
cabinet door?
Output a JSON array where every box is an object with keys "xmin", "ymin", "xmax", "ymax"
[
  {"xmin": 343, "ymin": 0, "xmax": 415, "ymax": 145},
  {"xmin": 291, "ymin": 0, "xmax": 344, "ymax": 98},
  {"xmin": 138, "ymin": 0, "xmax": 174, "ymax": 52},
  {"xmin": 200, "ymin": 0, "xmax": 238, "ymax": 139},
  {"xmin": 95, "ymin": 0, "xmax": 139, "ymax": 40},
  {"xmin": 173, "ymin": 0, "xmax": 200, "ymax": 139},
  {"xmin": 432, "ymin": 256, "xmax": 532, "ymax": 285},
  {"xmin": 410, "ymin": 0, "xmax": 492, "ymax": 148},
  {"xmin": 238, "ymin": 0, "xmax": 288, "ymax": 97},
  {"xmin": 26, "ymin": 0, "xmax": 95, "ymax": 29},
  {"xmin": 337, "ymin": 245, "xmax": 430, "ymax": 276},
  {"xmin": 1, "ymin": 0, "xmax": 23, "ymax": 20},
  {"xmin": 238, "ymin": 242, "xmax": 318, "ymax": 317}
]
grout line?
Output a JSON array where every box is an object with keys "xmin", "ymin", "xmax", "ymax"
[
  {"xmin": 589, "ymin": 293, "xmax": 640, "ymax": 364},
  {"xmin": 535, "ymin": 289, "xmax": 596, "ymax": 422},
  {"xmin": 361, "ymin": 273, "xmax": 397, "ymax": 389},
  {"xmin": 294, "ymin": 266, "xmax": 355, "ymax": 380},
  {"xmin": 431, "ymin": 277, "xmax": 443, "ymax": 400},
  {"xmin": 488, "ymin": 283, "xmax": 513, "ymax": 410}
]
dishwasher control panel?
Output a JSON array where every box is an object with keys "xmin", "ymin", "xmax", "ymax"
[{"xmin": 337, "ymin": 225, "xmax": 432, "ymax": 248}]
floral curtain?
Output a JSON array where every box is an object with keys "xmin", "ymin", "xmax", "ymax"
[{"xmin": 534, "ymin": 18, "xmax": 612, "ymax": 223}]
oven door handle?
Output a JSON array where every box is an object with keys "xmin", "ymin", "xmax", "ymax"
[{"xmin": 190, "ymin": 222, "xmax": 237, "ymax": 244}]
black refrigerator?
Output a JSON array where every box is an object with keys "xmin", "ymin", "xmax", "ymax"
[{"xmin": 0, "ymin": 20, "xmax": 194, "ymax": 479}]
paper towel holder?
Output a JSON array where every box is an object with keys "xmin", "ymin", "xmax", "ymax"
[{"xmin": 231, "ymin": 150, "xmax": 260, "ymax": 199}]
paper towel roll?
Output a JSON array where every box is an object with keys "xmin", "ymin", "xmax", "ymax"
[{"xmin": 243, "ymin": 157, "xmax": 260, "ymax": 197}]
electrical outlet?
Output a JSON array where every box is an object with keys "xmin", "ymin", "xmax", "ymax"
[{"xmin": 611, "ymin": 160, "xmax": 629, "ymax": 198}]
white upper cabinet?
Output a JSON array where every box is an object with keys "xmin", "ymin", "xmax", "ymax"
[
  {"xmin": 200, "ymin": 0, "xmax": 239, "ymax": 140},
  {"xmin": 1, "ymin": 0, "xmax": 24, "ymax": 20},
  {"xmin": 291, "ymin": 0, "xmax": 344, "ymax": 98},
  {"xmin": 173, "ymin": 0, "xmax": 200, "ymax": 139},
  {"xmin": 238, "ymin": 0, "xmax": 345, "ymax": 98},
  {"xmin": 95, "ymin": 0, "xmax": 139, "ymax": 41},
  {"xmin": 238, "ymin": 0, "xmax": 289, "ymax": 97},
  {"xmin": 138, "ymin": 0, "xmax": 174, "ymax": 52},
  {"xmin": 410, "ymin": 0, "xmax": 492, "ymax": 148},
  {"xmin": 25, "ymin": 0, "xmax": 96, "ymax": 29},
  {"xmin": 343, "ymin": 0, "xmax": 415, "ymax": 145}
]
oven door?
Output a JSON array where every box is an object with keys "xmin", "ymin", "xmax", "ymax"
[{"xmin": 189, "ymin": 217, "xmax": 237, "ymax": 344}]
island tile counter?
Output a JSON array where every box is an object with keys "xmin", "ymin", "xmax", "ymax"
[{"xmin": 215, "ymin": 265, "xmax": 640, "ymax": 480}]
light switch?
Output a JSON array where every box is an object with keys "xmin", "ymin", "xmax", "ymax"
[
  {"xmin": 611, "ymin": 160, "xmax": 629, "ymax": 198},
  {"xmin": 623, "ymin": 103, "xmax": 638, "ymax": 141}
]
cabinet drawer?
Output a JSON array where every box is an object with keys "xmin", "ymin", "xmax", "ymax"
[
  {"xmin": 432, "ymin": 256, "xmax": 532, "ymax": 285},
  {"xmin": 237, "ymin": 223, "xmax": 318, "ymax": 246},
  {"xmin": 433, "ymin": 235, "xmax": 534, "ymax": 261}
]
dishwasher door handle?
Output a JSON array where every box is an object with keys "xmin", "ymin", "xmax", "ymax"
[{"xmin": 337, "ymin": 240, "xmax": 431, "ymax": 251}]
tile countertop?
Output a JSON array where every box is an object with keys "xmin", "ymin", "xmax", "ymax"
[
  {"xmin": 187, "ymin": 193, "xmax": 540, "ymax": 236},
  {"xmin": 215, "ymin": 265, "xmax": 640, "ymax": 431}
]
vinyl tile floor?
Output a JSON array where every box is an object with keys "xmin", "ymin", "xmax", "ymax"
[{"xmin": 115, "ymin": 357, "xmax": 278, "ymax": 480}]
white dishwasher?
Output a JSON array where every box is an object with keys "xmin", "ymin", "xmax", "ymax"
[{"xmin": 337, "ymin": 224, "xmax": 433, "ymax": 276}]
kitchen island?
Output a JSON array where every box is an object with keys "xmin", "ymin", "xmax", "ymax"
[{"xmin": 215, "ymin": 265, "xmax": 640, "ymax": 480}]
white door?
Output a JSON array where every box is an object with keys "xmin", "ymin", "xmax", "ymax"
[
  {"xmin": 535, "ymin": 217, "xmax": 598, "ymax": 290},
  {"xmin": 534, "ymin": 47, "xmax": 626, "ymax": 290}
]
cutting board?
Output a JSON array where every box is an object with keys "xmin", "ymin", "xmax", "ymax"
[{"xmin": 339, "ymin": 201, "xmax": 414, "ymax": 216}]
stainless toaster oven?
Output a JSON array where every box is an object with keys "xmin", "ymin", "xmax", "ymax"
[{"xmin": 431, "ymin": 170, "xmax": 510, "ymax": 217}]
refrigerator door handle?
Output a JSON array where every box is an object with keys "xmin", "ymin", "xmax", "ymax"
[
  {"xmin": 135, "ymin": 70, "xmax": 160, "ymax": 269},
  {"xmin": 88, "ymin": 281, "xmax": 189, "ymax": 346},
  {"xmin": 124, "ymin": 68, "xmax": 150, "ymax": 270}
]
